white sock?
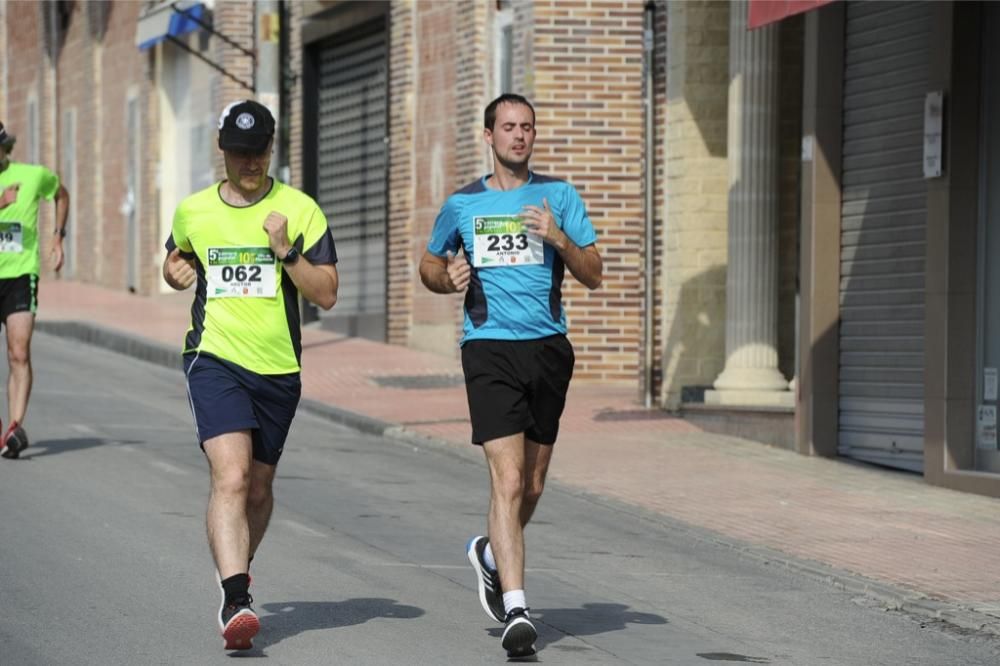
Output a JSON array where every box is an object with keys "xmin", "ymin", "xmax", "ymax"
[
  {"xmin": 484, "ymin": 542, "xmax": 497, "ymax": 571},
  {"xmin": 503, "ymin": 590, "xmax": 528, "ymax": 615}
]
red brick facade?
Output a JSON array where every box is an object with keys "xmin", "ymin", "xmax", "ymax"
[
  {"xmin": 2, "ymin": 2, "xmax": 159, "ymax": 292},
  {"xmin": 386, "ymin": 2, "xmax": 416, "ymax": 347},
  {"xmin": 0, "ymin": 0, "xmax": 798, "ymax": 401},
  {"xmin": 383, "ymin": 0, "xmax": 660, "ymax": 384},
  {"xmin": 529, "ymin": 0, "xmax": 649, "ymax": 384}
]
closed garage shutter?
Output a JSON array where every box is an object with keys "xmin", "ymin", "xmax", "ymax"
[
  {"xmin": 838, "ymin": 1, "xmax": 931, "ymax": 472},
  {"xmin": 315, "ymin": 24, "xmax": 388, "ymax": 340}
]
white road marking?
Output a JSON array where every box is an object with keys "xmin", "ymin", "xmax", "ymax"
[
  {"xmin": 71, "ymin": 423, "xmax": 100, "ymax": 435},
  {"xmin": 150, "ymin": 460, "xmax": 189, "ymax": 475},
  {"xmin": 276, "ymin": 519, "xmax": 329, "ymax": 538}
]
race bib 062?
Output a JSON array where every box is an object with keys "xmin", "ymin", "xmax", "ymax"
[
  {"xmin": 472, "ymin": 215, "xmax": 543, "ymax": 268},
  {"xmin": 206, "ymin": 246, "xmax": 277, "ymax": 298}
]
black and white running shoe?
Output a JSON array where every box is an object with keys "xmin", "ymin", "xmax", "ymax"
[
  {"xmin": 501, "ymin": 607, "xmax": 537, "ymax": 658},
  {"xmin": 216, "ymin": 573, "xmax": 258, "ymax": 650},
  {"xmin": 219, "ymin": 598, "xmax": 259, "ymax": 650},
  {"xmin": 466, "ymin": 535, "xmax": 505, "ymax": 622},
  {"xmin": 0, "ymin": 422, "xmax": 28, "ymax": 459}
]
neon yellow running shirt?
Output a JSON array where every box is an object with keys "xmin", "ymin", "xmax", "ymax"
[
  {"xmin": 168, "ymin": 180, "xmax": 337, "ymax": 374},
  {"xmin": 0, "ymin": 162, "xmax": 60, "ymax": 279}
]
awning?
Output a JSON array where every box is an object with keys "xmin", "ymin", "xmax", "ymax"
[
  {"xmin": 748, "ymin": 0, "xmax": 837, "ymax": 29},
  {"xmin": 135, "ymin": 1, "xmax": 206, "ymax": 50}
]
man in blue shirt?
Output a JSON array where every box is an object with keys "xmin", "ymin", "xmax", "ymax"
[{"xmin": 419, "ymin": 93, "xmax": 602, "ymax": 658}]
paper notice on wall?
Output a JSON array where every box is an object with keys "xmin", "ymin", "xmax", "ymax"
[
  {"xmin": 986, "ymin": 368, "xmax": 998, "ymax": 402},
  {"xmin": 978, "ymin": 405, "xmax": 998, "ymax": 449}
]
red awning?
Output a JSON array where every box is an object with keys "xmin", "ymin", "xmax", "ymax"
[{"xmin": 748, "ymin": 0, "xmax": 837, "ymax": 29}]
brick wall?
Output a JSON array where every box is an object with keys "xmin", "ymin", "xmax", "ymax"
[
  {"xmin": 660, "ymin": 0, "xmax": 730, "ymax": 407},
  {"xmin": 56, "ymin": 1, "xmax": 95, "ymax": 284},
  {"xmin": 288, "ymin": 1, "xmax": 304, "ymax": 189},
  {"xmin": 0, "ymin": 1, "xmax": 6, "ymax": 122},
  {"xmin": 455, "ymin": 2, "xmax": 489, "ymax": 185},
  {"xmin": 213, "ymin": 2, "xmax": 256, "ymax": 180},
  {"xmin": 449, "ymin": 1, "xmax": 490, "ymax": 348},
  {"xmin": 4, "ymin": 4, "xmax": 52, "ymax": 260},
  {"xmin": 530, "ymin": 0, "xmax": 647, "ymax": 384},
  {"xmin": 3, "ymin": 2, "xmax": 161, "ymax": 294},
  {"xmin": 56, "ymin": 2, "xmax": 154, "ymax": 292},
  {"xmin": 386, "ymin": 1, "xmax": 416, "ymax": 347},
  {"xmin": 406, "ymin": 1, "xmax": 461, "ymax": 357},
  {"xmin": 99, "ymin": 2, "xmax": 148, "ymax": 291}
]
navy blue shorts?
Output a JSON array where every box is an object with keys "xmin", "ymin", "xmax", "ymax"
[{"xmin": 183, "ymin": 352, "xmax": 301, "ymax": 465}]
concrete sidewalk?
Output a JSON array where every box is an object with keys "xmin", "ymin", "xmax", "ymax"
[{"xmin": 31, "ymin": 279, "xmax": 1000, "ymax": 637}]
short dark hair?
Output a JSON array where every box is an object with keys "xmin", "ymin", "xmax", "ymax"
[
  {"xmin": 0, "ymin": 122, "xmax": 15, "ymax": 149},
  {"xmin": 484, "ymin": 94, "xmax": 535, "ymax": 131}
]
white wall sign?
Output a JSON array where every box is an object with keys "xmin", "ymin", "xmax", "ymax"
[
  {"xmin": 978, "ymin": 405, "xmax": 998, "ymax": 449},
  {"xmin": 923, "ymin": 91, "xmax": 944, "ymax": 178},
  {"xmin": 986, "ymin": 367, "xmax": 998, "ymax": 402},
  {"xmin": 801, "ymin": 135, "xmax": 813, "ymax": 162}
]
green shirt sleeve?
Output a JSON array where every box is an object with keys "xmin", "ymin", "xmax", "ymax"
[
  {"xmin": 171, "ymin": 203, "xmax": 194, "ymax": 253},
  {"xmin": 37, "ymin": 167, "xmax": 60, "ymax": 201},
  {"xmin": 302, "ymin": 204, "xmax": 329, "ymax": 250}
]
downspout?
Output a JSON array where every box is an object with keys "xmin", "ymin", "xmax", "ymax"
[
  {"xmin": 48, "ymin": 3, "xmax": 59, "ymax": 171},
  {"xmin": 643, "ymin": 1, "xmax": 656, "ymax": 408},
  {"xmin": 255, "ymin": 0, "xmax": 281, "ymax": 178}
]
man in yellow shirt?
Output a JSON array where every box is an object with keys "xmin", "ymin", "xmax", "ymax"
[
  {"xmin": 162, "ymin": 100, "xmax": 338, "ymax": 651},
  {"xmin": 0, "ymin": 121, "xmax": 69, "ymax": 459}
]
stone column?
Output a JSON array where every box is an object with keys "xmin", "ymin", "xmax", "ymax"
[{"xmin": 707, "ymin": 0, "xmax": 790, "ymax": 406}]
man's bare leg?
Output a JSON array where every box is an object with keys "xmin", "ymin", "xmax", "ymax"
[
  {"xmin": 5, "ymin": 311, "xmax": 34, "ymax": 426},
  {"xmin": 520, "ymin": 438, "xmax": 554, "ymax": 526},
  {"xmin": 247, "ymin": 460, "xmax": 277, "ymax": 561},
  {"xmin": 203, "ymin": 431, "xmax": 253, "ymax": 579},
  {"xmin": 483, "ymin": 433, "xmax": 527, "ymax": 593}
]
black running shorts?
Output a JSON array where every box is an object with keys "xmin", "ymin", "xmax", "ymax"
[
  {"xmin": 0, "ymin": 274, "xmax": 37, "ymax": 322},
  {"xmin": 184, "ymin": 352, "xmax": 301, "ymax": 465},
  {"xmin": 461, "ymin": 334, "xmax": 575, "ymax": 446}
]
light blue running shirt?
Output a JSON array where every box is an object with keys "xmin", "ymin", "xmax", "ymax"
[{"xmin": 427, "ymin": 172, "xmax": 597, "ymax": 344}]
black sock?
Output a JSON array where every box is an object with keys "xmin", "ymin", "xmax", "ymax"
[{"xmin": 221, "ymin": 573, "xmax": 250, "ymax": 605}]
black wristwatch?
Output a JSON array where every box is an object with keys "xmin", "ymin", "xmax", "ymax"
[{"xmin": 280, "ymin": 246, "xmax": 300, "ymax": 265}]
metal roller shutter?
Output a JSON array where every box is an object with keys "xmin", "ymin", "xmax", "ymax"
[
  {"xmin": 315, "ymin": 25, "xmax": 388, "ymax": 340},
  {"xmin": 838, "ymin": 1, "xmax": 931, "ymax": 472}
]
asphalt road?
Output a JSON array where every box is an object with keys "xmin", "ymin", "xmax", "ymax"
[{"xmin": 0, "ymin": 333, "xmax": 997, "ymax": 665}]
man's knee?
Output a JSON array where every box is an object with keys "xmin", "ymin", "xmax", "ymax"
[
  {"xmin": 492, "ymin": 467, "xmax": 526, "ymax": 503},
  {"xmin": 523, "ymin": 481, "xmax": 544, "ymax": 509},
  {"xmin": 7, "ymin": 343, "xmax": 29, "ymax": 368},
  {"xmin": 212, "ymin": 466, "xmax": 250, "ymax": 498},
  {"xmin": 247, "ymin": 481, "xmax": 273, "ymax": 510}
]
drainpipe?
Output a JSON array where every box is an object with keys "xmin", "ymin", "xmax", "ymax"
[
  {"xmin": 643, "ymin": 1, "xmax": 656, "ymax": 408},
  {"xmin": 255, "ymin": 0, "xmax": 281, "ymax": 178}
]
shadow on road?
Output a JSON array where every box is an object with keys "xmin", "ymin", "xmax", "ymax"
[
  {"xmin": 19, "ymin": 437, "xmax": 141, "ymax": 458},
  {"xmin": 246, "ymin": 598, "xmax": 425, "ymax": 650},
  {"xmin": 486, "ymin": 602, "xmax": 667, "ymax": 650}
]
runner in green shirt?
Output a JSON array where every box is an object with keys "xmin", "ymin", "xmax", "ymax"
[
  {"xmin": 162, "ymin": 100, "xmax": 338, "ymax": 651},
  {"xmin": 0, "ymin": 121, "xmax": 69, "ymax": 460}
]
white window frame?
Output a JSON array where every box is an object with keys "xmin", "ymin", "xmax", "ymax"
[
  {"xmin": 27, "ymin": 95, "xmax": 39, "ymax": 164},
  {"xmin": 493, "ymin": 6, "xmax": 513, "ymax": 97}
]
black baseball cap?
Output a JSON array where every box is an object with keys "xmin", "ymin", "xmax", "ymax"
[
  {"xmin": 217, "ymin": 100, "xmax": 275, "ymax": 154},
  {"xmin": 0, "ymin": 122, "xmax": 15, "ymax": 148}
]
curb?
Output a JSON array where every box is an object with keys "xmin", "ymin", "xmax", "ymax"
[
  {"xmin": 33, "ymin": 318, "xmax": 1000, "ymax": 640},
  {"xmin": 36, "ymin": 320, "xmax": 184, "ymax": 371}
]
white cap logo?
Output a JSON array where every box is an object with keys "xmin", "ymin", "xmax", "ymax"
[{"xmin": 236, "ymin": 113, "xmax": 255, "ymax": 130}]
